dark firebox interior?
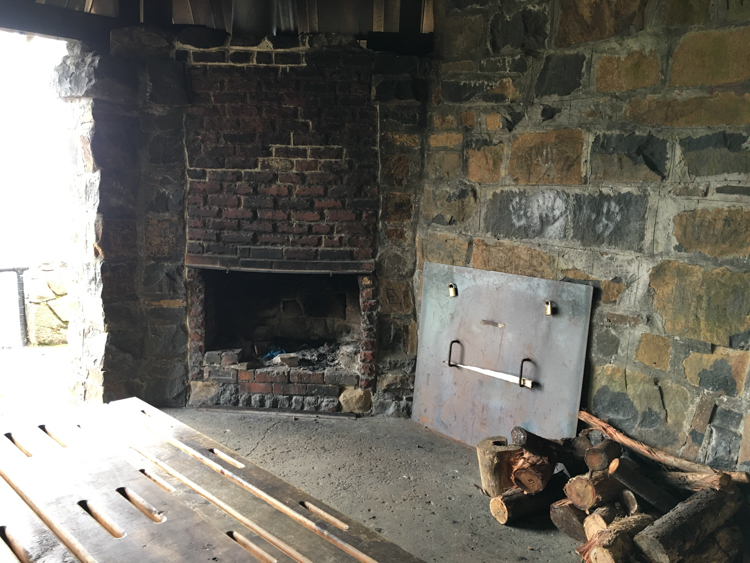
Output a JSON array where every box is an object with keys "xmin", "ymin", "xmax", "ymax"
[{"xmin": 203, "ymin": 270, "xmax": 361, "ymax": 353}]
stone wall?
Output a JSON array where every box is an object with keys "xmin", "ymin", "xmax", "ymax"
[
  {"xmin": 56, "ymin": 31, "xmax": 189, "ymax": 406},
  {"xmin": 24, "ymin": 264, "xmax": 70, "ymax": 346},
  {"xmin": 418, "ymin": 0, "xmax": 750, "ymax": 470}
]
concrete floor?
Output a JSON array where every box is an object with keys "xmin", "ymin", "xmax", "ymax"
[{"xmin": 165, "ymin": 408, "xmax": 580, "ymax": 563}]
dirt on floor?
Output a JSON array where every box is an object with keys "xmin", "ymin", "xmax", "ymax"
[{"xmin": 165, "ymin": 408, "xmax": 580, "ymax": 563}]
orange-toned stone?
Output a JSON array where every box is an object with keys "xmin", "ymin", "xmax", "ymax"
[
  {"xmin": 486, "ymin": 114, "xmax": 503, "ymax": 131},
  {"xmin": 596, "ymin": 51, "xmax": 661, "ymax": 92},
  {"xmin": 556, "ymin": 0, "xmax": 646, "ymax": 47},
  {"xmin": 683, "ymin": 347, "xmax": 750, "ymax": 397},
  {"xmin": 385, "ymin": 133, "xmax": 420, "ymax": 147},
  {"xmin": 466, "ymin": 144, "xmax": 505, "ymax": 183},
  {"xmin": 626, "ymin": 93, "xmax": 750, "ymax": 127},
  {"xmin": 418, "ymin": 232, "xmax": 471, "ymax": 267},
  {"xmin": 671, "ymin": 26, "xmax": 750, "ymax": 87},
  {"xmin": 433, "ymin": 113, "xmax": 457, "ymax": 129},
  {"xmin": 673, "ymin": 208, "xmax": 750, "ymax": 258},
  {"xmin": 650, "ymin": 260, "xmax": 750, "ymax": 346},
  {"xmin": 636, "ymin": 333, "xmax": 671, "ymax": 371},
  {"xmin": 509, "ymin": 129, "xmax": 585, "ymax": 185},
  {"xmin": 472, "ymin": 239, "xmax": 556, "ymax": 279},
  {"xmin": 460, "ymin": 111, "xmax": 476, "ymax": 128},
  {"xmin": 561, "ymin": 268, "xmax": 626, "ymax": 303},
  {"xmin": 429, "ymin": 132, "xmax": 463, "ymax": 148}
]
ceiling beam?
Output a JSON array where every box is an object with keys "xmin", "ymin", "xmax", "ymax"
[{"xmin": 0, "ymin": 0, "xmax": 123, "ymax": 46}]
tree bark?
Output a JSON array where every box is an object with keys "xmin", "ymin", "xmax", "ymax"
[
  {"xmin": 549, "ymin": 498, "xmax": 587, "ymax": 543},
  {"xmin": 511, "ymin": 426, "xmax": 587, "ymax": 475},
  {"xmin": 489, "ymin": 473, "xmax": 567, "ymax": 525},
  {"xmin": 633, "ymin": 488, "xmax": 743, "ymax": 563},
  {"xmin": 564, "ymin": 470, "xmax": 625, "ymax": 511},
  {"xmin": 682, "ymin": 526, "xmax": 742, "ymax": 563},
  {"xmin": 476, "ymin": 437, "xmax": 522, "ymax": 497},
  {"xmin": 647, "ymin": 471, "xmax": 731, "ymax": 492},
  {"xmin": 583, "ymin": 504, "xmax": 626, "ymax": 540},
  {"xmin": 620, "ymin": 489, "xmax": 639, "ymax": 515},
  {"xmin": 584, "ymin": 440, "xmax": 621, "ymax": 472},
  {"xmin": 608, "ymin": 458, "xmax": 679, "ymax": 514},
  {"xmin": 578, "ymin": 411, "xmax": 749, "ymax": 484},
  {"xmin": 586, "ymin": 514, "xmax": 655, "ymax": 563},
  {"xmin": 511, "ymin": 451, "xmax": 554, "ymax": 494}
]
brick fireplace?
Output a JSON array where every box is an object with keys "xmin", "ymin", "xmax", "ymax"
[
  {"xmin": 182, "ymin": 37, "xmax": 390, "ymax": 412},
  {"xmin": 187, "ymin": 269, "xmax": 377, "ymax": 410}
]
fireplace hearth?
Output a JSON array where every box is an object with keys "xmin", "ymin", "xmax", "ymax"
[{"xmin": 187, "ymin": 268, "xmax": 377, "ymax": 411}]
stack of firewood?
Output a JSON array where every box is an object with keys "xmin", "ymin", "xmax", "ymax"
[{"xmin": 477, "ymin": 411, "xmax": 749, "ymax": 563}]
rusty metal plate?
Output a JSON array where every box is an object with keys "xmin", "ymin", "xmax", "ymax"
[{"xmin": 413, "ymin": 263, "xmax": 593, "ymax": 447}]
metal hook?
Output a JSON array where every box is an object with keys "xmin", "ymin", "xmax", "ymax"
[
  {"xmin": 519, "ymin": 358, "xmax": 532, "ymax": 388},
  {"xmin": 448, "ymin": 340, "xmax": 460, "ymax": 367}
]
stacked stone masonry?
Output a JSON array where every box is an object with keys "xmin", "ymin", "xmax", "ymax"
[
  {"xmin": 420, "ymin": 0, "xmax": 750, "ymax": 471},
  {"xmin": 54, "ymin": 1, "xmax": 750, "ymax": 462}
]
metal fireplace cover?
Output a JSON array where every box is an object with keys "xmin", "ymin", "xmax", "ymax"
[{"xmin": 413, "ymin": 262, "xmax": 593, "ymax": 447}]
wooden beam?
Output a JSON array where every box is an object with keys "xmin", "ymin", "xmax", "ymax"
[
  {"xmin": 0, "ymin": 0, "xmax": 121, "ymax": 45},
  {"xmin": 398, "ymin": 0, "xmax": 420, "ymax": 34}
]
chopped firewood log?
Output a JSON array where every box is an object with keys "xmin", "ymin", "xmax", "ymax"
[
  {"xmin": 578, "ymin": 411, "xmax": 750, "ymax": 484},
  {"xmin": 476, "ymin": 436, "xmax": 522, "ymax": 497},
  {"xmin": 489, "ymin": 472, "xmax": 567, "ymax": 525},
  {"xmin": 583, "ymin": 504, "xmax": 626, "ymax": 540},
  {"xmin": 647, "ymin": 470, "xmax": 731, "ymax": 492},
  {"xmin": 571, "ymin": 433, "xmax": 593, "ymax": 459},
  {"xmin": 620, "ymin": 490, "xmax": 639, "ymax": 515},
  {"xmin": 633, "ymin": 487, "xmax": 743, "ymax": 563},
  {"xmin": 549, "ymin": 498, "xmax": 587, "ymax": 543},
  {"xmin": 682, "ymin": 525, "xmax": 742, "ymax": 563},
  {"xmin": 583, "ymin": 513, "xmax": 655, "ymax": 563},
  {"xmin": 511, "ymin": 451, "xmax": 554, "ymax": 494},
  {"xmin": 608, "ymin": 458, "xmax": 679, "ymax": 514},
  {"xmin": 511, "ymin": 427, "xmax": 587, "ymax": 475},
  {"xmin": 564, "ymin": 470, "xmax": 625, "ymax": 511},
  {"xmin": 584, "ymin": 440, "xmax": 621, "ymax": 472}
]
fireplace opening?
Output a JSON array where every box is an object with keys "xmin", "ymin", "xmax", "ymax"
[
  {"xmin": 189, "ymin": 268, "xmax": 376, "ymax": 411},
  {"xmin": 203, "ymin": 270, "xmax": 362, "ymax": 356}
]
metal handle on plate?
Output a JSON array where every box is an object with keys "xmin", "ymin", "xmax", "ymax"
[{"xmin": 445, "ymin": 340, "xmax": 536, "ymax": 389}]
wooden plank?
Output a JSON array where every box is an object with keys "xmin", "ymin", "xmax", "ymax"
[
  {"xmin": 0, "ymin": 475, "xmax": 74, "ymax": 562},
  {"xmin": 172, "ymin": 0, "xmax": 195, "ymax": 24},
  {"xmin": 372, "ymin": 0, "xmax": 384, "ymax": 31},
  {"xmin": 187, "ymin": 0, "xmax": 215, "ymax": 28},
  {"xmin": 306, "ymin": 0, "xmax": 319, "ymax": 32},
  {"xmin": 110, "ymin": 398, "xmax": 425, "ymax": 563},
  {"xmin": 101, "ymin": 412, "xmax": 364, "ymax": 563},
  {"xmin": 296, "ymin": 0, "xmax": 309, "ymax": 33},
  {"xmin": 0, "ymin": 399, "xmax": 424, "ymax": 563},
  {"xmin": 398, "ymin": 0, "xmax": 421, "ymax": 34},
  {"xmin": 0, "ymin": 415, "xmax": 254, "ymax": 562},
  {"xmin": 0, "ymin": 0, "xmax": 120, "ymax": 46},
  {"xmin": 383, "ymin": 0, "xmax": 399, "ymax": 32}
]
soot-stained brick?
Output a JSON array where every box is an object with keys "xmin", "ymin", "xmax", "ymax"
[
  {"xmin": 485, "ymin": 190, "xmax": 569, "ymax": 240},
  {"xmin": 592, "ymin": 133, "xmax": 669, "ymax": 179},
  {"xmin": 704, "ymin": 425, "xmax": 742, "ymax": 469},
  {"xmin": 535, "ymin": 53, "xmax": 586, "ymax": 97},
  {"xmin": 570, "ymin": 192, "xmax": 648, "ymax": 251},
  {"xmin": 698, "ymin": 358, "xmax": 738, "ymax": 396},
  {"xmin": 490, "ymin": 8, "xmax": 549, "ymax": 54},
  {"xmin": 592, "ymin": 386, "xmax": 639, "ymax": 433}
]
